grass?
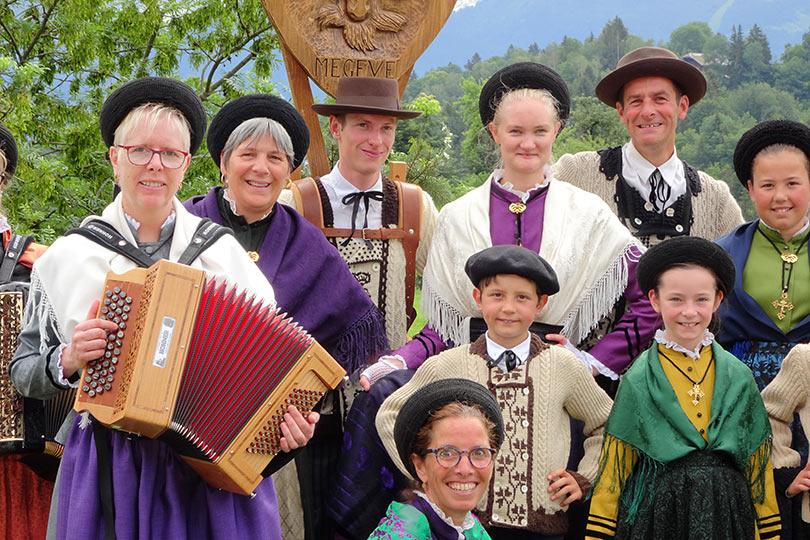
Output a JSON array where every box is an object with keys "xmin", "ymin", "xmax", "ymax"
[{"xmin": 408, "ymin": 288, "xmax": 427, "ymax": 337}]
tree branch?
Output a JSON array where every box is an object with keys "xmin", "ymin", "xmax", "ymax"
[
  {"xmin": 0, "ymin": 15, "xmax": 21, "ymax": 61},
  {"xmin": 136, "ymin": 25, "xmax": 160, "ymax": 77},
  {"xmin": 201, "ymin": 51, "xmax": 256, "ymax": 99},
  {"xmin": 20, "ymin": 0, "xmax": 62, "ymax": 63}
]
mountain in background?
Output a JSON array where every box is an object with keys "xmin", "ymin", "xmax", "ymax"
[{"xmin": 413, "ymin": 0, "xmax": 810, "ymax": 74}]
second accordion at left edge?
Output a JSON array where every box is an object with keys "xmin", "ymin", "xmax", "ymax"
[{"xmin": 73, "ymin": 259, "xmax": 346, "ymax": 495}]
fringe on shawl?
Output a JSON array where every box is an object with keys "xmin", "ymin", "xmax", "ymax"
[
  {"xmin": 422, "ymin": 275, "xmax": 468, "ymax": 346},
  {"xmin": 331, "ymin": 305, "xmax": 390, "ymax": 377},
  {"xmin": 588, "ymin": 433, "xmax": 773, "ymax": 525},
  {"xmin": 26, "ymin": 266, "xmax": 67, "ymax": 356},
  {"xmin": 560, "ymin": 243, "xmax": 636, "ymax": 346}
]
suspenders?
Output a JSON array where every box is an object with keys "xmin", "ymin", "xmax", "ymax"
[{"xmin": 289, "ymin": 177, "xmax": 422, "ymax": 327}]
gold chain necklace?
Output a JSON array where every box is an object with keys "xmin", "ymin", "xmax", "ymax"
[
  {"xmin": 659, "ymin": 348, "xmax": 713, "ymax": 406},
  {"xmin": 756, "ymin": 226, "xmax": 809, "ymax": 320}
]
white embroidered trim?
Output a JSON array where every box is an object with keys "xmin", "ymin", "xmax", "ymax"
[
  {"xmin": 56, "ymin": 343, "xmax": 79, "ymax": 388},
  {"xmin": 123, "ymin": 209, "xmax": 177, "ymax": 231},
  {"xmin": 223, "ymin": 188, "xmax": 273, "ymax": 220},
  {"xmin": 654, "ymin": 328, "xmax": 713, "ymax": 359},
  {"xmin": 564, "ymin": 342, "xmax": 619, "ymax": 380},
  {"xmin": 414, "ymin": 490, "xmax": 474, "ymax": 539}
]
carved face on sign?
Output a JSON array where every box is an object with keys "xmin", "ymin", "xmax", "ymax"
[{"xmin": 262, "ymin": 0, "xmax": 455, "ymax": 96}]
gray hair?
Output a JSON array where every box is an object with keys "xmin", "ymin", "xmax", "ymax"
[{"xmin": 221, "ymin": 118, "xmax": 295, "ymax": 172}]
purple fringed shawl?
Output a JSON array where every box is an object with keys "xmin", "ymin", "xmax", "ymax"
[{"xmin": 184, "ymin": 188, "xmax": 389, "ymax": 373}]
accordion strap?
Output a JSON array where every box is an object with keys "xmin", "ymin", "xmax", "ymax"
[
  {"xmin": 176, "ymin": 219, "xmax": 232, "ymax": 266},
  {"xmin": 66, "ymin": 218, "xmax": 231, "ymax": 268},
  {"xmin": 91, "ymin": 418, "xmax": 117, "ymax": 540},
  {"xmin": 66, "ymin": 219, "xmax": 156, "ymax": 268},
  {"xmin": 0, "ymin": 233, "xmax": 32, "ymax": 283}
]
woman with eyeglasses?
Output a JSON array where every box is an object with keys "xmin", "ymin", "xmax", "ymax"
[
  {"xmin": 9, "ymin": 78, "xmax": 316, "ymax": 540},
  {"xmin": 368, "ymin": 379, "xmax": 503, "ymax": 540}
]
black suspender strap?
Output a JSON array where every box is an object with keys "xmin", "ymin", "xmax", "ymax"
[
  {"xmin": 66, "ymin": 218, "xmax": 232, "ymax": 268},
  {"xmin": 0, "ymin": 234, "xmax": 32, "ymax": 282},
  {"xmin": 176, "ymin": 218, "xmax": 232, "ymax": 266},
  {"xmin": 66, "ymin": 219, "xmax": 156, "ymax": 268}
]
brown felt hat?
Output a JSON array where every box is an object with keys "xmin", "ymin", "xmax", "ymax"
[
  {"xmin": 595, "ymin": 47, "xmax": 707, "ymax": 108},
  {"xmin": 311, "ymin": 76, "xmax": 421, "ymax": 119}
]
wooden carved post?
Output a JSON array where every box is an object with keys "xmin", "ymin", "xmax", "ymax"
[{"xmin": 262, "ymin": 0, "xmax": 456, "ymax": 177}]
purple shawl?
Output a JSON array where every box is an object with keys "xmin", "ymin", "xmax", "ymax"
[{"xmin": 184, "ymin": 188, "xmax": 388, "ymax": 373}]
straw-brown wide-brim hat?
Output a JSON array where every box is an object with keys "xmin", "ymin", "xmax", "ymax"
[
  {"xmin": 595, "ymin": 47, "xmax": 707, "ymax": 108},
  {"xmin": 311, "ymin": 76, "xmax": 421, "ymax": 119}
]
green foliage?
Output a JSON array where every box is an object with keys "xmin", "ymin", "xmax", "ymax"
[
  {"xmin": 3, "ymin": 8, "xmax": 810, "ymax": 235},
  {"xmin": 0, "ymin": 0, "xmax": 279, "ymax": 242}
]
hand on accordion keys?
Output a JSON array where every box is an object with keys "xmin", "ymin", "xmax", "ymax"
[
  {"xmin": 278, "ymin": 405, "xmax": 320, "ymax": 452},
  {"xmin": 60, "ymin": 300, "xmax": 119, "ymax": 380}
]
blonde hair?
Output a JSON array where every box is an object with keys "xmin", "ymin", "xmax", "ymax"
[
  {"xmin": 491, "ymin": 88, "xmax": 561, "ymax": 130},
  {"xmin": 113, "ymin": 103, "xmax": 192, "ymax": 151}
]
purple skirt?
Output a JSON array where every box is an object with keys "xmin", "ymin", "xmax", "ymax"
[{"xmin": 56, "ymin": 414, "xmax": 281, "ymax": 540}]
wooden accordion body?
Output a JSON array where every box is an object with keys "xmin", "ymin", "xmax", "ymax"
[
  {"xmin": 74, "ymin": 260, "xmax": 346, "ymax": 495},
  {"xmin": 0, "ymin": 286, "xmax": 74, "ymax": 457}
]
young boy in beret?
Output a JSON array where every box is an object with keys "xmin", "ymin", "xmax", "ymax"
[{"xmin": 377, "ymin": 245, "xmax": 613, "ymax": 540}]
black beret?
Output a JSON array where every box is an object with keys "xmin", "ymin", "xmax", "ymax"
[
  {"xmin": 0, "ymin": 123, "xmax": 18, "ymax": 180},
  {"xmin": 207, "ymin": 94, "xmax": 310, "ymax": 169},
  {"xmin": 733, "ymin": 119, "xmax": 810, "ymax": 190},
  {"xmin": 99, "ymin": 77, "xmax": 207, "ymax": 154},
  {"xmin": 465, "ymin": 245, "xmax": 560, "ymax": 295},
  {"xmin": 394, "ymin": 378, "xmax": 504, "ymax": 480},
  {"xmin": 479, "ymin": 62, "xmax": 571, "ymax": 131},
  {"xmin": 636, "ymin": 236, "xmax": 735, "ymax": 295}
]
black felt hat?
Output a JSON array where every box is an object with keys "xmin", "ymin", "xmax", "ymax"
[
  {"xmin": 0, "ymin": 123, "xmax": 18, "ymax": 181},
  {"xmin": 99, "ymin": 77, "xmax": 207, "ymax": 154},
  {"xmin": 636, "ymin": 236, "xmax": 735, "ymax": 295},
  {"xmin": 465, "ymin": 245, "xmax": 560, "ymax": 295},
  {"xmin": 207, "ymin": 94, "xmax": 310, "ymax": 169},
  {"xmin": 478, "ymin": 62, "xmax": 571, "ymax": 131},
  {"xmin": 595, "ymin": 47, "xmax": 707, "ymax": 108},
  {"xmin": 394, "ymin": 378, "xmax": 504, "ymax": 480},
  {"xmin": 733, "ymin": 119, "xmax": 810, "ymax": 190}
]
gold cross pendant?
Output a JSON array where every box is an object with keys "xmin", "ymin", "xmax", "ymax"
[
  {"xmin": 772, "ymin": 292, "xmax": 794, "ymax": 320},
  {"xmin": 688, "ymin": 383, "xmax": 704, "ymax": 406}
]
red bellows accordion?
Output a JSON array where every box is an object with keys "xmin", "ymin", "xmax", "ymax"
[
  {"xmin": 73, "ymin": 260, "xmax": 346, "ymax": 494},
  {"xmin": 1, "ymin": 285, "xmax": 74, "ymax": 457}
]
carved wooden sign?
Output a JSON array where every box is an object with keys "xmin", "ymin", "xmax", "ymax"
[{"xmin": 262, "ymin": 0, "xmax": 456, "ymax": 96}]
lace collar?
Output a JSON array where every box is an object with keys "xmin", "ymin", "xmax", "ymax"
[
  {"xmin": 223, "ymin": 188, "xmax": 273, "ymax": 221},
  {"xmin": 654, "ymin": 328, "xmax": 713, "ymax": 359},
  {"xmin": 493, "ymin": 166, "xmax": 552, "ymax": 202},
  {"xmin": 414, "ymin": 490, "xmax": 475, "ymax": 538},
  {"xmin": 123, "ymin": 209, "xmax": 176, "ymax": 231}
]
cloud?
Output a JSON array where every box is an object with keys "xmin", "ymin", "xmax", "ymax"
[{"xmin": 454, "ymin": 0, "xmax": 483, "ymax": 11}]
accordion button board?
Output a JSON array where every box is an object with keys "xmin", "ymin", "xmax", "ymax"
[{"xmin": 73, "ymin": 259, "xmax": 346, "ymax": 495}]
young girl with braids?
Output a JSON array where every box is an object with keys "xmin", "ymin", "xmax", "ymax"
[{"xmin": 586, "ymin": 236, "xmax": 780, "ymax": 540}]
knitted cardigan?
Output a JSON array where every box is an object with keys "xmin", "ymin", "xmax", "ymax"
[
  {"xmin": 553, "ymin": 149, "xmax": 743, "ymax": 246},
  {"xmin": 761, "ymin": 343, "xmax": 810, "ymax": 521},
  {"xmin": 376, "ymin": 334, "xmax": 613, "ymax": 536}
]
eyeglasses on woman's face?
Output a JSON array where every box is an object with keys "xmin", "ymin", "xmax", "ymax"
[
  {"xmin": 116, "ymin": 145, "xmax": 189, "ymax": 169},
  {"xmin": 422, "ymin": 445, "xmax": 496, "ymax": 469}
]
